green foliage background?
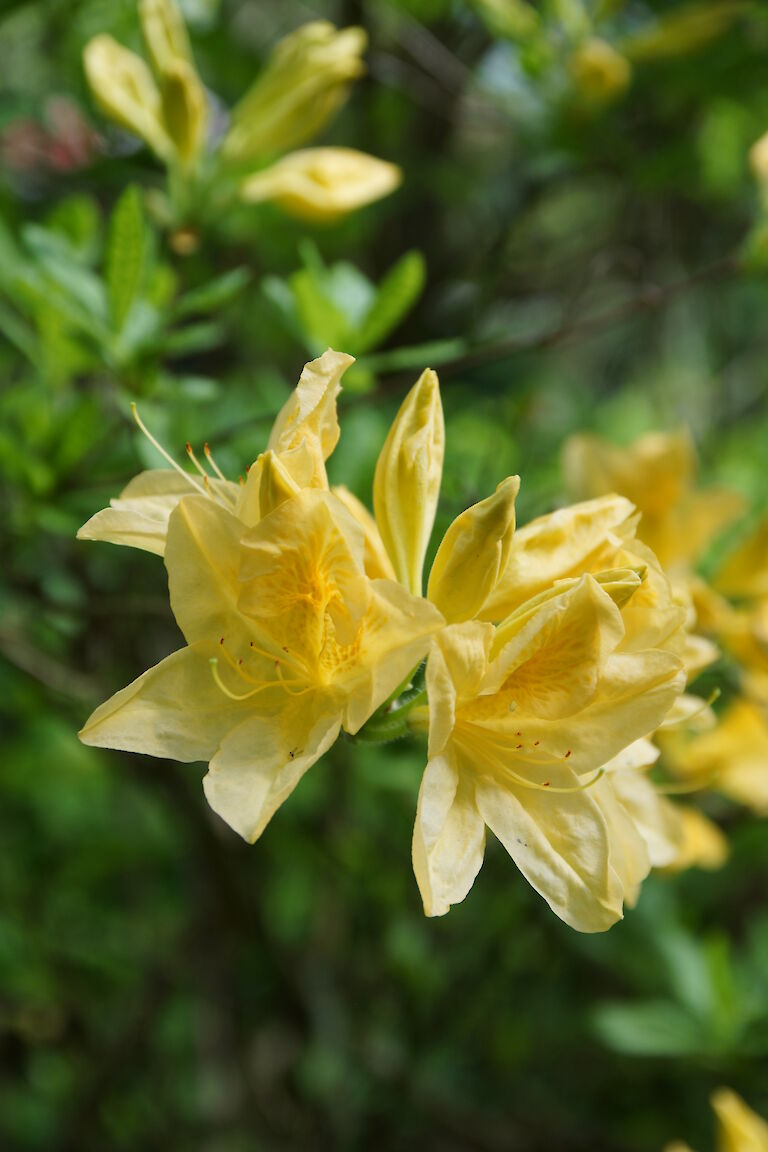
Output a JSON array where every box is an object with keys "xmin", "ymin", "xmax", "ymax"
[{"xmin": 2, "ymin": 1, "xmax": 768, "ymax": 1149}]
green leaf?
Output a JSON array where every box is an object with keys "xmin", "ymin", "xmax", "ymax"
[
  {"xmin": 105, "ymin": 187, "xmax": 147, "ymax": 333},
  {"xmin": 174, "ymin": 268, "xmax": 251, "ymax": 318},
  {"xmin": 361, "ymin": 338, "xmax": 465, "ymax": 372},
  {"xmin": 591, "ymin": 1000, "xmax": 708, "ymax": 1057},
  {"xmin": 356, "ymin": 251, "xmax": 426, "ymax": 355}
]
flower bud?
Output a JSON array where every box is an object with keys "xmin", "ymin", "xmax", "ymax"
[
  {"xmin": 570, "ymin": 38, "xmax": 631, "ymax": 104},
  {"xmin": 239, "ymin": 147, "xmax": 401, "ymax": 222},
  {"xmin": 374, "ymin": 368, "xmax": 444, "ymax": 596},
  {"xmin": 428, "ymin": 476, "xmax": 520, "ymax": 623},
  {"xmin": 83, "ymin": 35, "xmax": 173, "ymax": 161},
  {"xmin": 160, "ymin": 58, "xmax": 208, "ymax": 164},
  {"xmin": 139, "ymin": 0, "xmax": 192, "ymax": 76},
  {"xmin": 222, "ymin": 21, "xmax": 367, "ymax": 164}
]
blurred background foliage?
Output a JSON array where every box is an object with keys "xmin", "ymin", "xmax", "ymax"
[{"xmin": 2, "ymin": 0, "xmax": 768, "ymax": 1149}]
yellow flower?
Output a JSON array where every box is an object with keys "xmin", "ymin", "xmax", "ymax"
[
  {"xmin": 665, "ymin": 1088, "xmax": 768, "ymax": 1152},
  {"xmin": 83, "ymin": 0, "xmax": 208, "ymax": 167},
  {"xmin": 562, "ymin": 430, "xmax": 744, "ymax": 576},
  {"xmin": 662, "ymin": 805, "xmax": 729, "ymax": 873},
  {"xmin": 78, "ymin": 351, "xmax": 442, "ymax": 842},
  {"xmin": 658, "ymin": 697, "xmax": 768, "ymax": 815},
  {"xmin": 570, "ymin": 38, "xmax": 632, "ymax": 104},
  {"xmin": 222, "ymin": 21, "xmax": 367, "ymax": 163},
  {"xmin": 412, "ymin": 581, "xmax": 685, "ymax": 927},
  {"xmin": 240, "ymin": 147, "xmax": 402, "ymax": 222}
]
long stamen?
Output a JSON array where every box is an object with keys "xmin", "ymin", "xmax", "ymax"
[
  {"xmin": 464, "ymin": 728, "xmax": 604, "ymax": 793},
  {"xmin": 209, "ymin": 658, "xmax": 274, "ymax": 701},
  {"xmin": 204, "ymin": 442, "xmax": 228, "ymax": 483},
  {"xmin": 130, "ymin": 404, "xmax": 209, "ymax": 498}
]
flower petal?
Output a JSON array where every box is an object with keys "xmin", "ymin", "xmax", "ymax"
[
  {"xmin": 79, "ymin": 641, "xmax": 250, "ymax": 761},
  {"xmin": 203, "ymin": 697, "xmax": 341, "ymax": 843},
  {"xmin": 475, "ymin": 771, "xmax": 625, "ymax": 931},
  {"xmin": 332, "ymin": 485, "xmax": 396, "ymax": 580},
  {"xmin": 267, "ymin": 349, "xmax": 353, "ymax": 486},
  {"xmin": 165, "ymin": 494, "xmax": 245, "ymax": 645},
  {"xmin": 428, "ymin": 476, "xmax": 520, "ymax": 624},
  {"xmin": 412, "ymin": 750, "xmax": 486, "ymax": 917},
  {"xmin": 78, "ymin": 469, "xmax": 237, "ymax": 557},
  {"xmin": 481, "ymin": 495, "xmax": 636, "ymax": 620}
]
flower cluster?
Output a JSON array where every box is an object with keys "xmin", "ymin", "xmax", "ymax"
[
  {"xmin": 83, "ymin": 1, "xmax": 400, "ymax": 222},
  {"xmin": 79, "ymin": 351, "xmax": 699, "ymax": 931},
  {"xmin": 564, "ymin": 429, "xmax": 768, "ymax": 859}
]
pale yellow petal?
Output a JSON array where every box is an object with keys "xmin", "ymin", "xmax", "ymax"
[
  {"xmin": 591, "ymin": 775, "xmax": 651, "ymax": 909},
  {"xmin": 165, "ymin": 494, "xmax": 245, "ymax": 646},
  {"xmin": 475, "ymin": 772, "xmax": 624, "ymax": 932},
  {"xmin": 488, "ymin": 575, "xmax": 625, "ymax": 720},
  {"xmin": 240, "ymin": 147, "xmax": 401, "ymax": 222},
  {"xmin": 203, "ymin": 698, "xmax": 341, "ymax": 843},
  {"xmin": 715, "ymin": 514, "xmax": 768, "ymax": 600},
  {"xmin": 712, "ymin": 1089, "xmax": 768, "ymax": 1152},
  {"xmin": 267, "ymin": 349, "xmax": 353, "ymax": 485},
  {"xmin": 563, "ymin": 430, "xmax": 696, "ymax": 519},
  {"xmin": 412, "ymin": 750, "xmax": 486, "ymax": 917},
  {"xmin": 608, "ymin": 766, "xmax": 683, "ymax": 869},
  {"xmin": 79, "ymin": 641, "xmax": 250, "ymax": 761},
  {"xmin": 332, "ymin": 485, "xmax": 396, "ymax": 580},
  {"xmin": 236, "ymin": 441, "xmax": 317, "ymax": 528},
  {"xmin": 77, "ymin": 469, "xmax": 237, "ymax": 557},
  {"xmin": 427, "ymin": 476, "xmax": 520, "ymax": 623},
  {"xmin": 341, "ymin": 578, "xmax": 444, "ymax": 734},
  {"xmin": 373, "ymin": 368, "xmax": 444, "ymax": 596},
  {"xmin": 238, "ymin": 490, "xmax": 368, "ymax": 653},
  {"xmin": 664, "ymin": 806, "xmax": 729, "ymax": 873},
  {"xmin": 426, "ymin": 621, "xmax": 494, "ymax": 757},
  {"xmin": 481, "ymin": 495, "xmax": 636, "ymax": 620}
]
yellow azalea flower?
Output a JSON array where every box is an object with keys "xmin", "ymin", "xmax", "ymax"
[
  {"xmin": 570, "ymin": 38, "xmax": 632, "ymax": 104},
  {"xmin": 78, "ymin": 352, "xmax": 442, "ymax": 843},
  {"xmin": 412, "ymin": 582, "xmax": 685, "ymax": 927},
  {"xmin": 665, "ymin": 1088, "xmax": 768, "ymax": 1152},
  {"xmin": 658, "ymin": 697, "xmax": 768, "ymax": 815},
  {"xmin": 663, "ymin": 805, "xmax": 729, "ymax": 873},
  {"xmin": 562, "ymin": 429, "xmax": 744, "ymax": 576},
  {"xmin": 83, "ymin": 0, "xmax": 207, "ymax": 167},
  {"xmin": 240, "ymin": 147, "xmax": 402, "ymax": 222},
  {"xmin": 221, "ymin": 21, "xmax": 367, "ymax": 164},
  {"xmin": 78, "ymin": 348, "xmax": 351, "ymax": 555}
]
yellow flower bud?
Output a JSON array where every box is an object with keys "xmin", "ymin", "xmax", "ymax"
[
  {"xmin": 373, "ymin": 369, "xmax": 444, "ymax": 597},
  {"xmin": 570, "ymin": 37, "xmax": 632, "ymax": 103},
  {"xmin": 750, "ymin": 130, "xmax": 768, "ymax": 185},
  {"xmin": 427, "ymin": 477, "xmax": 520, "ymax": 623},
  {"xmin": 222, "ymin": 21, "xmax": 367, "ymax": 164},
  {"xmin": 139, "ymin": 0, "xmax": 192, "ymax": 76},
  {"xmin": 240, "ymin": 147, "xmax": 401, "ymax": 222},
  {"xmin": 83, "ymin": 34, "xmax": 174, "ymax": 162},
  {"xmin": 160, "ymin": 58, "xmax": 208, "ymax": 164}
]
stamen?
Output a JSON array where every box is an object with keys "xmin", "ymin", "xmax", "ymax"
[
  {"xmin": 276, "ymin": 663, "xmax": 313, "ymax": 696},
  {"xmin": 130, "ymin": 403, "xmax": 208, "ymax": 499},
  {"xmin": 186, "ymin": 442, "xmax": 210, "ymax": 480},
  {"xmin": 654, "ymin": 771, "xmax": 721, "ymax": 795},
  {"xmin": 209, "ymin": 658, "xmax": 273, "ymax": 701},
  {"xmin": 204, "ymin": 442, "xmax": 229, "ymax": 483},
  {"xmin": 502, "ymin": 765, "xmax": 605, "ymax": 794}
]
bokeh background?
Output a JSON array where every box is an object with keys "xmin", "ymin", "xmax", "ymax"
[{"xmin": 2, "ymin": 1, "xmax": 768, "ymax": 1149}]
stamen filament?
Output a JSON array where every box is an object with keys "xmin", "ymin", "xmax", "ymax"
[
  {"xmin": 130, "ymin": 403, "xmax": 208, "ymax": 499},
  {"xmin": 204, "ymin": 442, "xmax": 228, "ymax": 483},
  {"xmin": 186, "ymin": 442, "xmax": 210, "ymax": 480},
  {"xmin": 209, "ymin": 658, "xmax": 275, "ymax": 701}
]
